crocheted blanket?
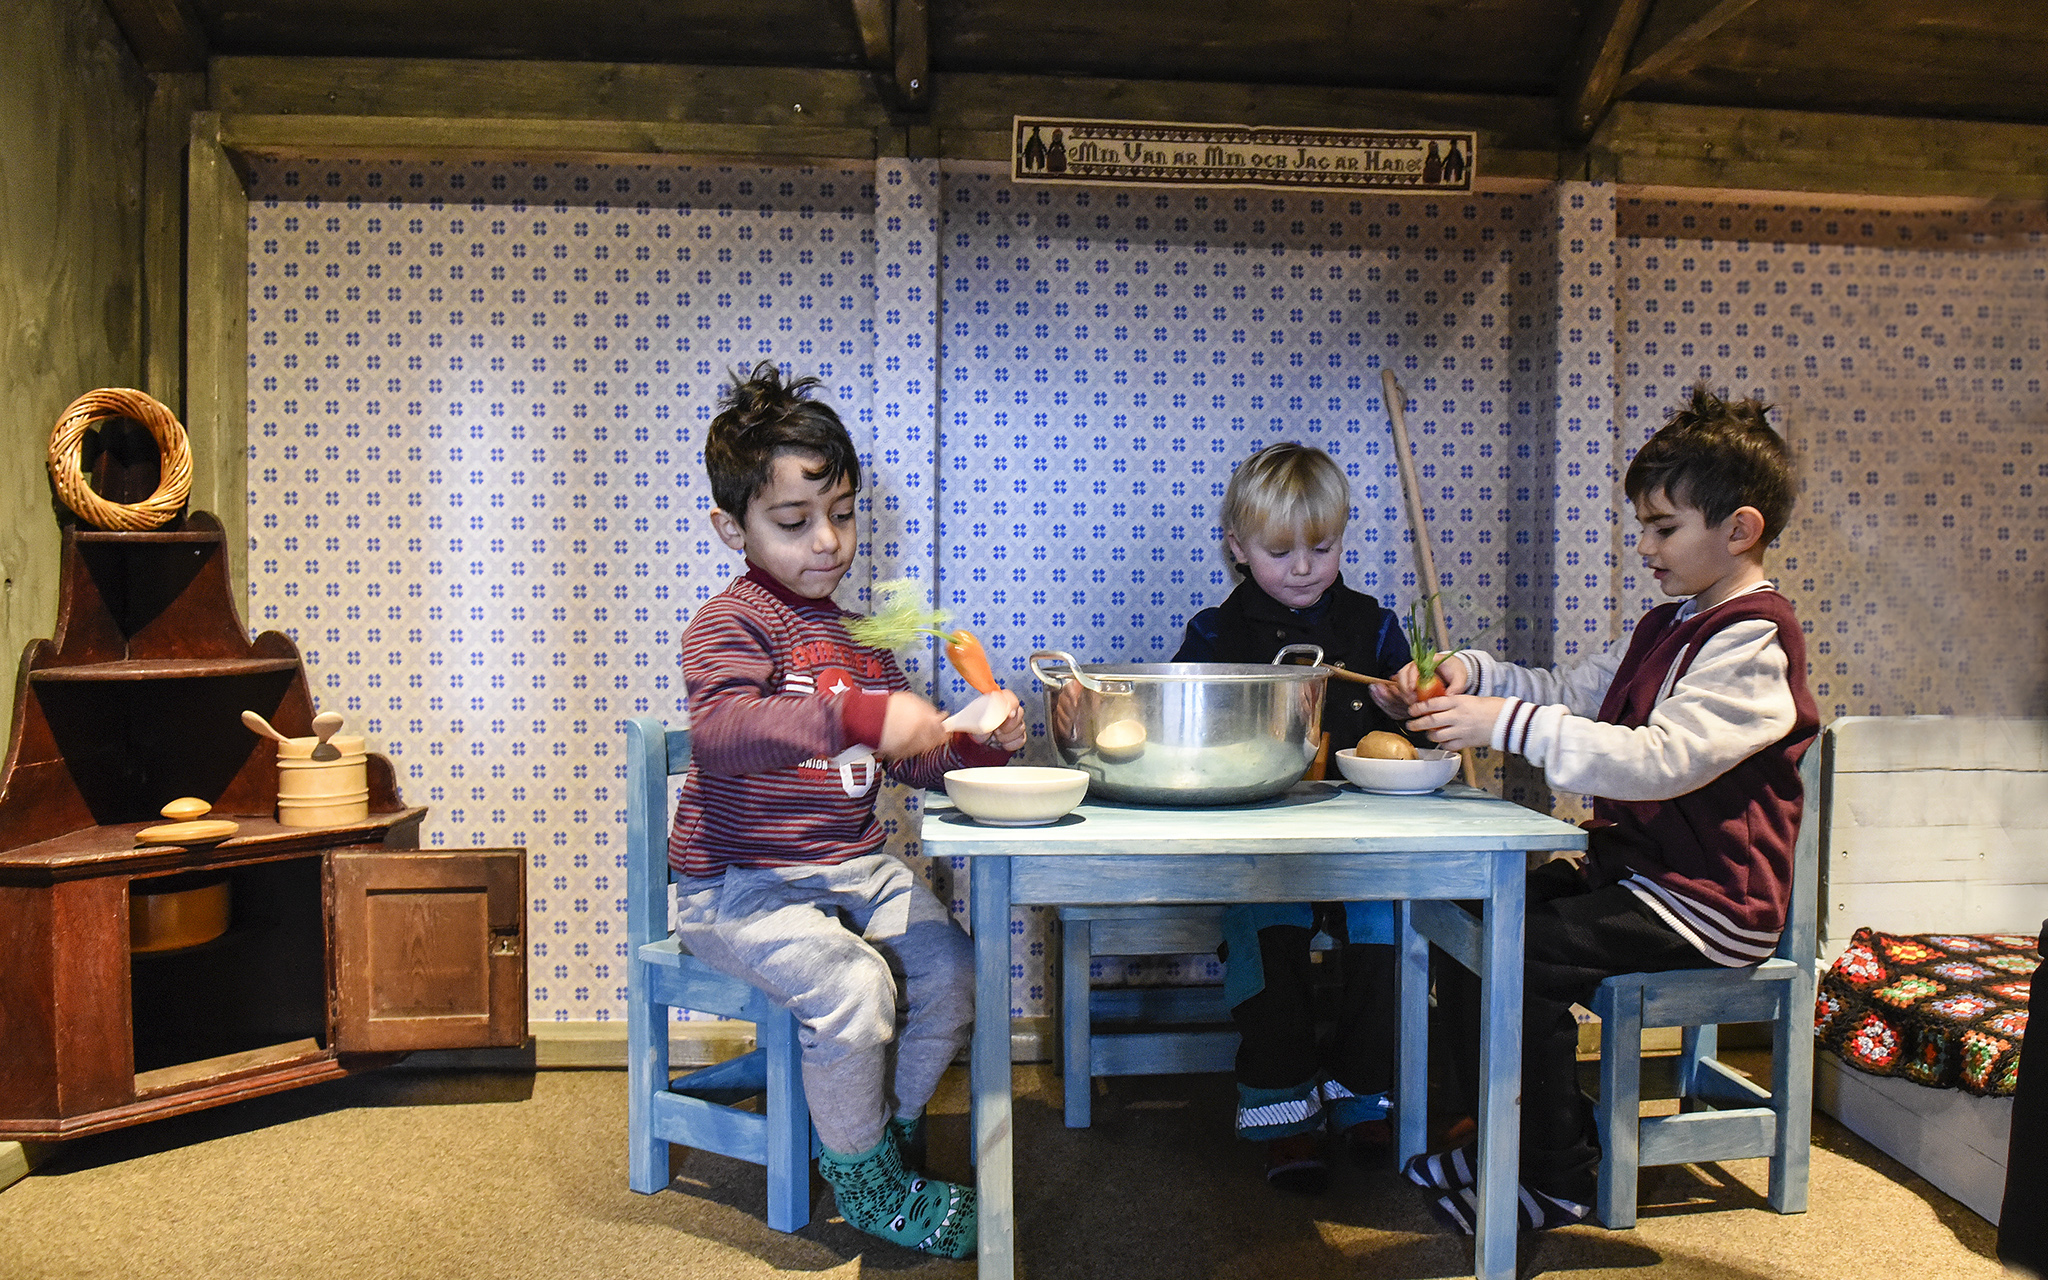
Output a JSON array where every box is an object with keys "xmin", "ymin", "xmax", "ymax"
[{"xmin": 1816, "ymin": 927, "xmax": 2036, "ymax": 1097}]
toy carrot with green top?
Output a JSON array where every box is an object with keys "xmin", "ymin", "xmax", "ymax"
[{"xmin": 846, "ymin": 579, "xmax": 1000, "ymax": 693}]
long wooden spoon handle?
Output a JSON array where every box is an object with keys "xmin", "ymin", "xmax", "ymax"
[{"xmin": 1325, "ymin": 667, "xmax": 1400, "ymax": 688}]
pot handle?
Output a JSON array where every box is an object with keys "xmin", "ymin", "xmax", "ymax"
[
  {"xmin": 1029, "ymin": 650, "xmax": 1130, "ymax": 694},
  {"xmin": 1272, "ymin": 643, "xmax": 1326, "ymax": 668}
]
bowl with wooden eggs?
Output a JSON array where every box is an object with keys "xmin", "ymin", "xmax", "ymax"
[{"xmin": 1332, "ymin": 731, "xmax": 1461, "ymax": 795}]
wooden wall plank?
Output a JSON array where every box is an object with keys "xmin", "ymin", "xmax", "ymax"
[
  {"xmin": 210, "ymin": 57, "xmax": 890, "ymax": 130},
  {"xmin": 1595, "ymin": 102, "xmax": 2048, "ymax": 201},
  {"xmin": 206, "ymin": 57, "xmax": 2048, "ymax": 199},
  {"xmin": 1830, "ymin": 717, "xmax": 2048, "ymax": 773},
  {"xmin": 220, "ymin": 114, "xmax": 878, "ymax": 164},
  {"xmin": 143, "ymin": 72, "xmax": 204, "ymax": 421},
  {"xmin": 1824, "ymin": 882, "xmax": 2048, "ymax": 946},
  {"xmin": 182, "ymin": 113, "xmax": 248, "ymax": 599},
  {"xmin": 1817, "ymin": 719, "xmax": 2048, "ymax": 956},
  {"xmin": 1832, "ymin": 838, "xmax": 2047, "ymax": 889},
  {"xmin": 1834, "ymin": 772, "xmax": 2048, "ymax": 832}
]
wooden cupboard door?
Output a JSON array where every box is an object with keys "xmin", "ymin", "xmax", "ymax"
[{"xmin": 330, "ymin": 848, "xmax": 526, "ymax": 1053}]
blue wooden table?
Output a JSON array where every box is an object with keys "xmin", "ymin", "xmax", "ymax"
[{"xmin": 921, "ymin": 779, "xmax": 1589, "ymax": 1280}]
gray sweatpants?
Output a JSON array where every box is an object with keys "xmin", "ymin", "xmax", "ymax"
[{"xmin": 672, "ymin": 853, "xmax": 975, "ymax": 1157}]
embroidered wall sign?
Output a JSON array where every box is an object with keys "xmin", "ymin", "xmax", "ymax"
[{"xmin": 1012, "ymin": 117, "xmax": 1475, "ymax": 191}]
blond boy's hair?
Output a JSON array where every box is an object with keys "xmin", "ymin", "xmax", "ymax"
[{"xmin": 1220, "ymin": 442, "xmax": 1350, "ymax": 553}]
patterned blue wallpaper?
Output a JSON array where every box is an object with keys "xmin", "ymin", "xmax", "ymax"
[
  {"xmin": 243, "ymin": 158, "xmax": 2048, "ymax": 1027},
  {"xmin": 1613, "ymin": 198, "xmax": 2048, "ymax": 719}
]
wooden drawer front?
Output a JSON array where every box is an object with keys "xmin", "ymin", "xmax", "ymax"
[{"xmin": 332, "ymin": 848, "xmax": 526, "ymax": 1053}]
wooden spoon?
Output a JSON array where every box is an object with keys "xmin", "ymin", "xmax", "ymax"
[
  {"xmin": 1324, "ymin": 667, "xmax": 1401, "ymax": 689},
  {"xmin": 241, "ymin": 709, "xmax": 291, "ymax": 744},
  {"xmin": 311, "ymin": 711, "xmax": 344, "ymax": 761}
]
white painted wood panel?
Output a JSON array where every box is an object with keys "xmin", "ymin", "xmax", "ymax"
[
  {"xmin": 1811, "ymin": 718, "xmax": 2037, "ymax": 1227},
  {"xmin": 1829, "ymin": 716, "xmax": 2048, "ymax": 773},
  {"xmin": 1818, "ymin": 718, "xmax": 2048, "ymax": 960},
  {"xmin": 1832, "ymin": 771, "xmax": 2048, "ymax": 831},
  {"xmin": 1815, "ymin": 1055, "xmax": 2012, "ymax": 1224}
]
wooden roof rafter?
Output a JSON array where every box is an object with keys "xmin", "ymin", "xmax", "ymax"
[
  {"xmin": 102, "ymin": 0, "xmax": 210, "ymax": 73},
  {"xmin": 1564, "ymin": 0, "xmax": 1766, "ymax": 145},
  {"xmin": 1561, "ymin": 0, "xmax": 1658, "ymax": 144},
  {"xmin": 1617, "ymin": 0, "xmax": 1767, "ymax": 94},
  {"xmin": 848, "ymin": 0, "xmax": 930, "ymax": 112}
]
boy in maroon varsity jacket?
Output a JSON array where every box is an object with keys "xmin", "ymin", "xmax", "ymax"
[
  {"xmin": 666, "ymin": 362, "xmax": 1025, "ymax": 1259},
  {"xmin": 1380, "ymin": 385, "xmax": 1820, "ymax": 1233}
]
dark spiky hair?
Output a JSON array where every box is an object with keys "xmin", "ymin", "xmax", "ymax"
[
  {"xmin": 703, "ymin": 361, "xmax": 861, "ymax": 522},
  {"xmin": 1624, "ymin": 384, "xmax": 1795, "ymax": 545}
]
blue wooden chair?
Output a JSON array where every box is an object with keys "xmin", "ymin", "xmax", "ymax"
[
  {"xmin": 1058, "ymin": 905, "xmax": 1239, "ymax": 1127},
  {"xmin": 625, "ymin": 717, "xmax": 819, "ymax": 1231},
  {"xmin": 1589, "ymin": 734, "xmax": 1825, "ymax": 1227}
]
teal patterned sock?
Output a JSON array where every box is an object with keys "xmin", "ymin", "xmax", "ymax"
[
  {"xmin": 887, "ymin": 1111, "xmax": 929, "ymax": 1172},
  {"xmin": 817, "ymin": 1133, "xmax": 976, "ymax": 1258}
]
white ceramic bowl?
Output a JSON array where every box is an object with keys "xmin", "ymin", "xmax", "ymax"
[
  {"xmin": 1332, "ymin": 747, "xmax": 1461, "ymax": 795},
  {"xmin": 943, "ymin": 766, "xmax": 1090, "ymax": 826}
]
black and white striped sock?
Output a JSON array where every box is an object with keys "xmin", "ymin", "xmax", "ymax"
[
  {"xmin": 1427, "ymin": 1182, "xmax": 1592, "ymax": 1235},
  {"xmin": 1401, "ymin": 1142, "xmax": 1478, "ymax": 1192}
]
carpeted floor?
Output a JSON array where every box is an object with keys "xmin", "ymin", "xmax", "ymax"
[{"xmin": 0, "ymin": 1057, "xmax": 2005, "ymax": 1280}]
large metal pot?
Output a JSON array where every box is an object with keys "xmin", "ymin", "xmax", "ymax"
[{"xmin": 1029, "ymin": 644, "xmax": 1328, "ymax": 806}]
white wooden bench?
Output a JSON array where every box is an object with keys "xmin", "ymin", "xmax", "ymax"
[{"xmin": 1811, "ymin": 716, "xmax": 2048, "ymax": 1224}]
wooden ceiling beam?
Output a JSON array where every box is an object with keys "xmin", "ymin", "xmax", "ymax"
[
  {"xmin": 846, "ymin": 0, "xmax": 928, "ymax": 112},
  {"xmin": 893, "ymin": 0, "xmax": 930, "ymax": 111},
  {"xmin": 219, "ymin": 113, "xmax": 879, "ymax": 165},
  {"xmin": 1594, "ymin": 100, "xmax": 2048, "ymax": 200},
  {"xmin": 205, "ymin": 58, "xmax": 2048, "ymax": 201},
  {"xmin": 1559, "ymin": 0, "xmax": 1657, "ymax": 144},
  {"xmin": 1617, "ymin": 0, "xmax": 1764, "ymax": 94},
  {"xmin": 848, "ymin": 0, "xmax": 892, "ymax": 72},
  {"xmin": 211, "ymin": 58, "xmax": 893, "ymax": 130},
  {"xmin": 102, "ymin": 0, "xmax": 209, "ymax": 73}
]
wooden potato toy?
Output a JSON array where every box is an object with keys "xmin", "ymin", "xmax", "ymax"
[{"xmin": 1356, "ymin": 730, "xmax": 1418, "ymax": 760}]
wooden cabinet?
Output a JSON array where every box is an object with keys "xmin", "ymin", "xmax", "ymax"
[{"xmin": 0, "ymin": 512, "xmax": 526, "ymax": 1141}]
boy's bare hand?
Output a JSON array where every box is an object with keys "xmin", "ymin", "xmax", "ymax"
[
  {"xmin": 1367, "ymin": 680, "xmax": 1409, "ymax": 719},
  {"xmin": 1373, "ymin": 655, "xmax": 1473, "ymax": 717},
  {"xmin": 878, "ymin": 691, "xmax": 950, "ymax": 760},
  {"xmin": 978, "ymin": 690, "xmax": 1027, "ymax": 753},
  {"xmin": 1405, "ymin": 693, "xmax": 1507, "ymax": 752}
]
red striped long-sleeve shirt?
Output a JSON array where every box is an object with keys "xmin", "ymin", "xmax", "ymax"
[{"xmin": 667, "ymin": 566, "xmax": 1010, "ymax": 877}]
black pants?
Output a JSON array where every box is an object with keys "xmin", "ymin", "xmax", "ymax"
[
  {"xmin": 1233, "ymin": 918, "xmax": 1482, "ymax": 1119},
  {"xmin": 1449, "ymin": 858, "xmax": 1719, "ymax": 1200},
  {"xmin": 1998, "ymin": 924, "xmax": 2048, "ymax": 1273},
  {"xmin": 1232, "ymin": 921, "xmax": 1397, "ymax": 1098}
]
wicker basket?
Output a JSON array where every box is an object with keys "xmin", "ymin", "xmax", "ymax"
[{"xmin": 46, "ymin": 388, "xmax": 193, "ymax": 531}]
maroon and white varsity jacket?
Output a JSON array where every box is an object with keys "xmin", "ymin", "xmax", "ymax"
[{"xmin": 1465, "ymin": 585, "xmax": 1820, "ymax": 965}]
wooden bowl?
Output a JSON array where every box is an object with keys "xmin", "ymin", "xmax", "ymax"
[{"xmin": 130, "ymin": 877, "xmax": 230, "ymax": 953}]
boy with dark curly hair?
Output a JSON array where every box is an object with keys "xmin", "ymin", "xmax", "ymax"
[{"xmin": 667, "ymin": 362, "xmax": 1025, "ymax": 1258}]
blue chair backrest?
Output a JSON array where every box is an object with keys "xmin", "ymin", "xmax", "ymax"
[
  {"xmin": 1779, "ymin": 732, "xmax": 1825, "ymax": 971},
  {"xmin": 625, "ymin": 718, "xmax": 691, "ymax": 953}
]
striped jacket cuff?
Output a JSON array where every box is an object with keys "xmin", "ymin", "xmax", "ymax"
[{"xmin": 1490, "ymin": 697, "xmax": 1563, "ymax": 761}]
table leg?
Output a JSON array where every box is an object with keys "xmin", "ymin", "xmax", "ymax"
[
  {"xmin": 1473, "ymin": 849, "xmax": 1527, "ymax": 1280},
  {"xmin": 970, "ymin": 855, "xmax": 1015, "ymax": 1280},
  {"xmin": 1061, "ymin": 912, "xmax": 1093, "ymax": 1129},
  {"xmin": 1395, "ymin": 899, "xmax": 1430, "ymax": 1166}
]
